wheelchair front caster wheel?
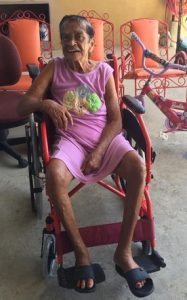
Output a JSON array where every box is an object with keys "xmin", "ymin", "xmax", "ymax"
[
  {"xmin": 152, "ymin": 249, "xmax": 166, "ymax": 268},
  {"xmin": 18, "ymin": 158, "xmax": 28, "ymax": 168},
  {"xmin": 42, "ymin": 235, "xmax": 56, "ymax": 278},
  {"xmin": 142, "ymin": 240, "xmax": 152, "ymax": 255}
]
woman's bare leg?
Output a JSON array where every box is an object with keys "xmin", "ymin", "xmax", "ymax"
[
  {"xmin": 114, "ymin": 150, "xmax": 146, "ymax": 288},
  {"xmin": 46, "ymin": 158, "xmax": 94, "ymax": 289}
]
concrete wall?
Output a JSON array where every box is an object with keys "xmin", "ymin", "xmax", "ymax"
[
  {"xmin": 0, "ymin": 0, "xmax": 166, "ymax": 49},
  {"xmin": 50, "ymin": 0, "xmax": 165, "ymax": 49}
]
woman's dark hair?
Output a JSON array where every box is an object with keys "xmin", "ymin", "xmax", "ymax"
[{"xmin": 59, "ymin": 15, "xmax": 95, "ymax": 40}]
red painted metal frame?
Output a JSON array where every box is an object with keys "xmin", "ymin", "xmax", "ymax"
[
  {"xmin": 142, "ymin": 81, "xmax": 187, "ymax": 132},
  {"xmin": 79, "ymin": 10, "xmax": 115, "ymax": 58},
  {"xmin": 0, "ymin": 9, "xmax": 52, "ymax": 59},
  {"xmin": 119, "ymin": 18, "xmax": 187, "ymax": 96}
]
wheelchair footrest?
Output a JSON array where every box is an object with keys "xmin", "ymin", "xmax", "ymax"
[
  {"xmin": 134, "ymin": 250, "xmax": 166, "ymax": 274},
  {"xmin": 57, "ymin": 263, "xmax": 105, "ymax": 289}
]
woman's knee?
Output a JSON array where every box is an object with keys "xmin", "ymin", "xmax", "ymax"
[
  {"xmin": 130, "ymin": 152, "xmax": 146, "ymax": 183},
  {"xmin": 117, "ymin": 151, "xmax": 146, "ymax": 181},
  {"xmin": 135, "ymin": 156, "xmax": 146, "ymax": 182},
  {"xmin": 46, "ymin": 159, "xmax": 72, "ymax": 191}
]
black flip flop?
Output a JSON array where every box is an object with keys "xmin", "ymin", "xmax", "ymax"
[
  {"xmin": 115, "ymin": 265, "xmax": 154, "ymax": 298},
  {"xmin": 74, "ymin": 265, "xmax": 96, "ymax": 293},
  {"xmin": 58, "ymin": 263, "xmax": 105, "ymax": 293}
]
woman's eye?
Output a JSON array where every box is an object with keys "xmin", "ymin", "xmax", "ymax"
[
  {"xmin": 61, "ymin": 33, "xmax": 85, "ymax": 42},
  {"xmin": 76, "ymin": 34, "xmax": 84, "ymax": 41},
  {"xmin": 62, "ymin": 35, "xmax": 69, "ymax": 42}
]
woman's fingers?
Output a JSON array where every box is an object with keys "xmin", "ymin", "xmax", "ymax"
[
  {"xmin": 59, "ymin": 109, "xmax": 73, "ymax": 129},
  {"xmin": 50, "ymin": 108, "xmax": 73, "ymax": 129},
  {"xmin": 81, "ymin": 159, "xmax": 90, "ymax": 174},
  {"xmin": 65, "ymin": 111, "xmax": 74, "ymax": 125},
  {"xmin": 81, "ymin": 157, "xmax": 97, "ymax": 175},
  {"xmin": 52, "ymin": 110, "xmax": 64, "ymax": 129},
  {"xmin": 82, "ymin": 165, "xmax": 91, "ymax": 175},
  {"xmin": 62, "ymin": 112, "xmax": 68, "ymax": 129}
]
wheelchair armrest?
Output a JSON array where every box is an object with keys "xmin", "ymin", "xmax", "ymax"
[
  {"xmin": 27, "ymin": 63, "xmax": 40, "ymax": 81},
  {"xmin": 122, "ymin": 95, "xmax": 145, "ymax": 114}
]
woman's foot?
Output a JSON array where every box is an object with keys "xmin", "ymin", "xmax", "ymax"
[
  {"xmin": 114, "ymin": 250, "xmax": 146, "ymax": 288},
  {"xmin": 75, "ymin": 248, "xmax": 94, "ymax": 290}
]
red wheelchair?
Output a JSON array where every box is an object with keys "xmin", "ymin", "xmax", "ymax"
[{"xmin": 25, "ymin": 10, "xmax": 166, "ymax": 290}]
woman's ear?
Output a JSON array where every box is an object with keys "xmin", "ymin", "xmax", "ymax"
[{"xmin": 89, "ymin": 38, "xmax": 95, "ymax": 57}]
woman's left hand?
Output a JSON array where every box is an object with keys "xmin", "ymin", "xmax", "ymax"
[{"xmin": 81, "ymin": 150, "xmax": 103, "ymax": 175}]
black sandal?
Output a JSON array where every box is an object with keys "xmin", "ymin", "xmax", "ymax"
[
  {"xmin": 115, "ymin": 264, "xmax": 154, "ymax": 298},
  {"xmin": 74, "ymin": 265, "xmax": 96, "ymax": 293}
]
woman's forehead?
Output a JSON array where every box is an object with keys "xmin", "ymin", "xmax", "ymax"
[{"xmin": 62, "ymin": 21, "xmax": 87, "ymax": 33}]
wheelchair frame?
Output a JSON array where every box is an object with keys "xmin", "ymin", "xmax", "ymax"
[{"xmin": 25, "ymin": 10, "xmax": 166, "ymax": 288}]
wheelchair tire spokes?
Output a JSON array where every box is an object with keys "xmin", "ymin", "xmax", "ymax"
[{"xmin": 26, "ymin": 116, "xmax": 44, "ymax": 219}]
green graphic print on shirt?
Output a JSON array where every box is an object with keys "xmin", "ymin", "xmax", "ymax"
[{"xmin": 63, "ymin": 84, "xmax": 102, "ymax": 116}]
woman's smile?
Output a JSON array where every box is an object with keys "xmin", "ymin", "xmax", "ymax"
[{"xmin": 66, "ymin": 48, "xmax": 80, "ymax": 53}]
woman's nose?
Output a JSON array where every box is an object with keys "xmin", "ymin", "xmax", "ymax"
[
  {"xmin": 66, "ymin": 36, "xmax": 77, "ymax": 46},
  {"xmin": 68, "ymin": 39, "xmax": 77, "ymax": 46}
]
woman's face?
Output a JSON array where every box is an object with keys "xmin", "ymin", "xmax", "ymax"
[{"xmin": 61, "ymin": 21, "xmax": 94, "ymax": 63}]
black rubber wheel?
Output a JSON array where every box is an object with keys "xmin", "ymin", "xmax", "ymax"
[
  {"xmin": 42, "ymin": 235, "xmax": 56, "ymax": 278},
  {"xmin": 26, "ymin": 117, "xmax": 44, "ymax": 219},
  {"xmin": 120, "ymin": 127, "xmax": 144, "ymax": 194},
  {"xmin": 142, "ymin": 240, "xmax": 152, "ymax": 255}
]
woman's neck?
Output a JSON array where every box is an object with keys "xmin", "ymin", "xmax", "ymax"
[{"xmin": 66, "ymin": 58, "xmax": 96, "ymax": 73}]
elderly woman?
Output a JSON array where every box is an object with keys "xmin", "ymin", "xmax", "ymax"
[{"xmin": 18, "ymin": 15, "xmax": 153, "ymax": 297}]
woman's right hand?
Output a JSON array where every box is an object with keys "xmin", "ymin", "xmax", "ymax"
[{"xmin": 41, "ymin": 100, "xmax": 73, "ymax": 129}]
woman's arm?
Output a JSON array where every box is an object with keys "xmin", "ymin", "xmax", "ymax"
[
  {"xmin": 17, "ymin": 61, "xmax": 54, "ymax": 116},
  {"xmin": 81, "ymin": 74, "xmax": 122, "ymax": 174},
  {"xmin": 17, "ymin": 61, "xmax": 73, "ymax": 129},
  {"xmin": 94, "ymin": 74, "xmax": 122, "ymax": 155}
]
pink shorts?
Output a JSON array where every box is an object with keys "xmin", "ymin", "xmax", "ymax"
[{"xmin": 51, "ymin": 133, "xmax": 134, "ymax": 183}]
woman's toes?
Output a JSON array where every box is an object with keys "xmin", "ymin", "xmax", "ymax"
[
  {"xmin": 135, "ymin": 280, "xmax": 146, "ymax": 289},
  {"xmin": 77, "ymin": 279, "xmax": 85, "ymax": 289},
  {"xmin": 87, "ymin": 279, "xmax": 94, "ymax": 288},
  {"xmin": 77, "ymin": 279, "xmax": 94, "ymax": 290},
  {"xmin": 80, "ymin": 280, "xmax": 86, "ymax": 289},
  {"xmin": 76, "ymin": 279, "xmax": 81, "ymax": 288}
]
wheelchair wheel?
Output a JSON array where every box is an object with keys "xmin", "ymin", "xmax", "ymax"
[
  {"xmin": 142, "ymin": 240, "xmax": 152, "ymax": 255},
  {"xmin": 119, "ymin": 132, "xmax": 144, "ymax": 194},
  {"xmin": 119, "ymin": 109, "xmax": 147, "ymax": 193},
  {"xmin": 42, "ymin": 234, "xmax": 56, "ymax": 278},
  {"xmin": 26, "ymin": 116, "xmax": 44, "ymax": 219}
]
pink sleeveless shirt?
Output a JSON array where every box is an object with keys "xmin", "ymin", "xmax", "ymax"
[{"xmin": 50, "ymin": 57, "xmax": 133, "ymax": 183}]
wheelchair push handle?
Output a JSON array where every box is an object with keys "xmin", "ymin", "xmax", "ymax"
[{"xmin": 131, "ymin": 32, "xmax": 187, "ymax": 76}]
